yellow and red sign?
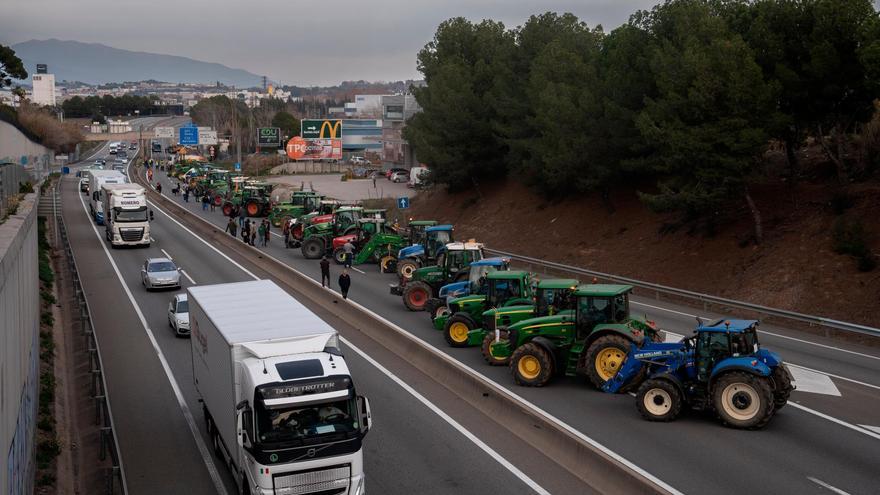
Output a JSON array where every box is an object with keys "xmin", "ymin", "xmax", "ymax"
[{"xmin": 286, "ymin": 137, "xmax": 342, "ymax": 160}]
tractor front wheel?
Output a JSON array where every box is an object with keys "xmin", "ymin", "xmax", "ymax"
[
  {"xmin": 397, "ymin": 260, "xmax": 419, "ymax": 281},
  {"xmin": 481, "ymin": 331, "xmax": 509, "ymax": 366},
  {"xmin": 379, "ymin": 255, "xmax": 397, "ymax": 273},
  {"xmin": 301, "ymin": 238, "xmax": 325, "ymax": 259},
  {"xmin": 585, "ymin": 335, "xmax": 632, "ymax": 390},
  {"xmin": 425, "ymin": 298, "xmax": 448, "ymax": 322},
  {"xmin": 713, "ymin": 372, "xmax": 775, "ymax": 429},
  {"xmin": 333, "ymin": 248, "xmax": 347, "ymax": 265},
  {"xmin": 511, "ymin": 343, "xmax": 553, "ymax": 387},
  {"xmin": 636, "ymin": 379, "xmax": 682, "ymax": 422},
  {"xmin": 402, "ymin": 282, "xmax": 431, "ymax": 311},
  {"xmin": 443, "ymin": 313, "xmax": 476, "ymax": 348},
  {"xmin": 771, "ymin": 366, "xmax": 793, "ymax": 410}
]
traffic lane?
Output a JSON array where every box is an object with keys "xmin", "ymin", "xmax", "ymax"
[
  {"xmin": 151, "ymin": 169, "xmax": 880, "ymax": 491},
  {"xmin": 120, "ymin": 197, "xmax": 565, "ymax": 494},
  {"xmin": 61, "ymin": 177, "xmax": 226, "ymax": 494}
]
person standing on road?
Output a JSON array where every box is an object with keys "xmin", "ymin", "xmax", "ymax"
[
  {"xmin": 338, "ymin": 269, "xmax": 351, "ymax": 300},
  {"xmin": 343, "ymin": 240, "xmax": 355, "ymax": 268},
  {"xmin": 201, "ymin": 193, "xmax": 209, "ymax": 211},
  {"xmin": 282, "ymin": 220, "xmax": 290, "ymax": 247},
  {"xmin": 250, "ymin": 223, "xmax": 257, "ymax": 246},
  {"xmin": 147, "ymin": 168, "xmax": 153, "ymax": 182},
  {"xmin": 156, "ymin": 182, "xmax": 162, "ymax": 195},
  {"xmin": 183, "ymin": 187, "xmax": 190, "ymax": 203},
  {"xmin": 209, "ymin": 195, "xmax": 216, "ymax": 212},
  {"xmin": 241, "ymin": 220, "xmax": 250, "ymax": 243},
  {"xmin": 238, "ymin": 206, "xmax": 246, "ymax": 229},
  {"xmin": 258, "ymin": 221, "xmax": 267, "ymax": 247},
  {"xmin": 226, "ymin": 217, "xmax": 237, "ymax": 237},
  {"xmin": 320, "ymin": 256, "xmax": 331, "ymax": 288}
]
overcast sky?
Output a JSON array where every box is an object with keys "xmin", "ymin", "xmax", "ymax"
[{"xmin": 0, "ymin": 1, "xmax": 661, "ymax": 86}]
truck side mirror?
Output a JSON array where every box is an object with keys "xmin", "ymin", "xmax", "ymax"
[{"xmin": 357, "ymin": 395, "xmax": 371, "ymax": 434}]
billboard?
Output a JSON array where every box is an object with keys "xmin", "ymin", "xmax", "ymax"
[
  {"xmin": 286, "ymin": 137, "xmax": 342, "ymax": 160},
  {"xmin": 154, "ymin": 127, "xmax": 174, "ymax": 139},
  {"xmin": 198, "ymin": 129, "xmax": 218, "ymax": 145},
  {"xmin": 258, "ymin": 127, "xmax": 281, "ymax": 147},
  {"xmin": 301, "ymin": 119, "xmax": 343, "ymax": 139}
]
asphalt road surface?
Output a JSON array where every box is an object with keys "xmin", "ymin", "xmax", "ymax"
[
  {"xmin": 60, "ymin": 163, "xmax": 590, "ymax": 494},
  {"xmin": 140, "ymin": 164, "xmax": 880, "ymax": 495}
]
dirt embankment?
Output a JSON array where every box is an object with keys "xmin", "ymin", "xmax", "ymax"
[{"xmin": 405, "ymin": 179, "xmax": 880, "ymax": 326}]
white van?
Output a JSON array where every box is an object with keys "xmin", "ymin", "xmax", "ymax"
[{"xmin": 408, "ymin": 166, "xmax": 429, "ymax": 188}]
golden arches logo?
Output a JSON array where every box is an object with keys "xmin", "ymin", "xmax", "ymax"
[{"xmin": 319, "ymin": 120, "xmax": 341, "ymax": 138}]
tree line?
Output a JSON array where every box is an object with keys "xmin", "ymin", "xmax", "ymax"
[
  {"xmin": 404, "ymin": 0, "xmax": 880, "ymax": 242},
  {"xmin": 190, "ymin": 95, "xmax": 303, "ymax": 156},
  {"xmin": 61, "ymin": 94, "xmax": 161, "ymax": 121}
]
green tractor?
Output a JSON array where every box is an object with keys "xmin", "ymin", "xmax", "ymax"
[
  {"xmin": 330, "ymin": 218, "xmax": 407, "ymax": 268},
  {"xmin": 489, "ymin": 284, "xmax": 660, "ymax": 388},
  {"xmin": 396, "ymin": 224, "xmax": 454, "ymax": 280},
  {"xmin": 269, "ymin": 191, "xmax": 323, "ymax": 228},
  {"xmin": 300, "ymin": 206, "xmax": 364, "ymax": 259},
  {"xmin": 193, "ymin": 170, "xmax": 236, "ymax": 205},
  {"xmin": 390, "ymin": 241, "xmax": 485, "ymax": 311},
  {"xmin": 221, "ymin": 182, "xmax": 274, "ymax": 217}
]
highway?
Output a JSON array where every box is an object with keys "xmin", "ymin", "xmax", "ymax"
[
  {"xmin": 61, "ymin": 160, "xmax": 590, "ymax": 494},
  {"xmin": 140, "ymin": 163, "xmax": 880, "ymax": 495}
]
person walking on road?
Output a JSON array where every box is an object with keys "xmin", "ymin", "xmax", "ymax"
[
  {"xmin": 250, "ymin": 223, "xmax": 257, "ymax": 246},
  {"xmin": 282, "ymin": 220, "xmax": 290, "ymax": 248},
  {"xmin": 201, "ymin": 193, "xmax": 210, "ymax": 211},
  {"xmin": 156, "ymin": 182, "xmax": 162, "ymax": 195},
  {"xmin": 263, "ymin": 220, "xmax": 270, "ymax": 246},
  {"xmin": 209, "ymin": 195, "xmax": 216, "ymax": 212},
  {"xmin": 226, "ymin": 217, "xmax": 237, "ymax": 237},
  {"xmin": 147, "ymin": 168, "xmax": 153, "ymax": 182},
  {"xmin": 320, "ymin": 256, "xmax": 330, "ymax": 287},
  {"xmin": 183, "ymin": 187, "xmax": 190, "ymax": 203},
  {"xmin": 258, "ymin": 221, "xmax": 267, "ymax": 247},
  {"xmin": 338, "ymin": 269, "xmax": 351, "ymax": 300},
  {"xmin": 343, "ymin": 240, "xmax": 355, "ymax": 268},
  {"xmin": 238, "ymin": 206, "xmax": 246, "ymax": 229},
  {"xmin": 241, "ymin": 220, "xmax": 250, "ymax": 243}
]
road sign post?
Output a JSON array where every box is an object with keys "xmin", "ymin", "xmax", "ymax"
[
  {"xmin": 179, "ymin": 125, "xmax": 199, "ymax": 146},
  {"xmin": 397, "ymin": 197, "xmax": 410, "ymax": 209}
]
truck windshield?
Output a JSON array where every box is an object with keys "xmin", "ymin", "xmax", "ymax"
[
  {"xmin": 114, "ymin": 207, "xmax": 148, "ymax": 222},
  {"xmin": 256, "ymin": 397, "xmax": 357, "ymax": 445}
]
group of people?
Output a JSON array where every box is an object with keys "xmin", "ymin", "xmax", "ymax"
[{"xmin": 226, "ymin": 216, "xmax": 272, "ymax": 247}]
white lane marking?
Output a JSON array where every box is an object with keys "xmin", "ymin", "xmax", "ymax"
[
  {"xmin": 788, "ymin": 402, "xmax": 880, "ymax": 442},
  {"xmin": 788, "ymin": 366, "xmax": 841, "ymax": 396},
  {"xmin": 787, "ymin": 363, "xmax": 880, "ymax": 391},
  {"xmin": 807, "ymin": 477, "xmax": 851, "ymax": 495},
  {"xmin": 350, "ymin": 266, "xmax": 366, "ymax": 274},
  {"xmin": 181, "ymin": 269, "xmax": 197, "ymax": 285},
  {"xmin": 160, "ymin": 248, "xmax": 173, "ymax": 259},
  {"xmin": 858, "ymin": 424, "xmax": 880, "ymax": 435},
  {"xmin": 77, "ymin": 191, "xmax": 228, "ymax": 495},
  {"xmin": 144, "ymin": 187, "xmax": 682, "ymax": 495},
  {"xmin": 341, "ymin": 336, "xmax": 551, "ymax": 495},
  {"xmin": 633, "ymin": 301, "xmax": 880, "ymax": 362}
]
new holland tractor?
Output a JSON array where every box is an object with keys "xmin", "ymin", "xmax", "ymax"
[
  {"xmin": 602, "ymin": 319, "xmax": 793, "ymax": 429},
  {"xmin": 300, "ymin": 206, "xmax": 364, "ymax": 259},
  {"xmin": 221, "ymin": 182, "xmax": 274, "ymax": 217},
  {"xmin": 489, "ymin": 284, "xmax": 660, "ymax": 388},
  {"xmin": 268, "ymin": 191, "xmax": 323, "ymax": 228},
  {"xmin": 330, "ymin": 217, "xmax": 406, "ymax": 268},
  {"xmin": 396, "ymin": 224, "xmax": 455, "ymax": 281},
  {"xmin": 390, "ymin": 241, "xmax": 485, "ymax": 311}
]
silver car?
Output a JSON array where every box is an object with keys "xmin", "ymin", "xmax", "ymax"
[
  {"xmin": 167, "ymin": 293, "xmax": 190, "ymax": 337},
  {"xmin": 141, "ymin": 257, "xmax": 181, "ymax": 290}
]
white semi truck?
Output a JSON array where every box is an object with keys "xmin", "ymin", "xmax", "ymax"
[
  {"xmin": 101, "ymin": 184, "xmax": 151, "ymax": 247},
  {"xmin": 188, "ymin": 280, "xmax": 371, "ymax": 495},
  {"xmin": 87, "ymin": 169, "xmax": 127, "ymax": 225}
]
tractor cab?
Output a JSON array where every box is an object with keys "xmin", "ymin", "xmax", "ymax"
[
  {"xmin": 534, "ymin": 279, "xmax": 579, "ymax": 317},
  {"xmin": 331, "ymin": 207, "xmax": 364, "ymax": 234},
  {"xmin": 574, "ymin": 284, "xmax": 632, "ymax": 340},
  {"xmin": 690, "ymin": 319, "xmax": 761, "ymax": 382},
  {"xmin": 486, "ymin": 271, "xmax": 533, "ymax": 309},
  {"xmin": 435, "ymin": 241, "xmax": 484, "ymax": 278},
  {"xmin": 424, "ymin": 225, "xmax": 454, "ymax": 259},
  {"xmin": 406, "ymin": 220, "xmax": 440, "ymax": 245}
]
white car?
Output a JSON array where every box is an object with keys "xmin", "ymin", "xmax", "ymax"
[
  {"xmin": 141, "ymin": 257, "xmax": 181, "ymax": 290},
  {"xmin": 350, "ymin": 156, "xmax": 371, "ymax": 165},
  {"xmin": 167, "ymin": 293, "xmax": 190, "ymax": 337},
  {"xmin": 390, "ymin": 171, "xmax": 409, "ymax": 183}
]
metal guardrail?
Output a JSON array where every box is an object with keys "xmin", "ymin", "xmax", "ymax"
[
  {"xmin": 485, "ymin": 248, "xmax": 880, "ymax": 338},
  {"xmin": 57, "ymin": 210, "xmax": 127, "ymax": 494}
]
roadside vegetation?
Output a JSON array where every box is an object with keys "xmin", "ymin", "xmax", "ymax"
[
  {"xmin": 36, "ymin": 215, "xmax": 60, "ymax": 490},
  {"xmin": 405, "ymin": 0, "xmax": 880, "ymax": 249}
]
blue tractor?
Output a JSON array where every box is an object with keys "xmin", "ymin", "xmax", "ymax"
[
  {"xmin": 423, "ymin": 257, "xmax": 512, "ymax": 322},
  {"xmin": 396, "ymin": 224, "xmax": 454, "ymax": 281},
  {"xmin": 603, "ymin": 319, "xmax": 794, "ymax": 429}
]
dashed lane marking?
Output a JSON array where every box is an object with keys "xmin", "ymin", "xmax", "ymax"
[{"xmin": 807, "ymin": 477, "xmax": 851, "ymax": 495}]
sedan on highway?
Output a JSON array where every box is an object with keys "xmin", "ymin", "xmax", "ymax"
[
  {"xmin": 167, "ymin": 293, "xmax": 190, "ymax": 337},
  {"xmin": 141, "ymin": 258, "xmax": 181, "ymax": 290}
]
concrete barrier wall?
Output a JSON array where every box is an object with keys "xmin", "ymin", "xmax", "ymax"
[
  {"xmin": 0, "ymin": 192, "xmax": 40, "ymax": 495},
  {"xmin": 0, "ymin": 120, "xmax": 55, "ymax": 180}
]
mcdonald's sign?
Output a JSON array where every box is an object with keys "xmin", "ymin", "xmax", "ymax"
[{"xmin": 301, "ymin": 119, "xmax": 343, "ymax": 139}]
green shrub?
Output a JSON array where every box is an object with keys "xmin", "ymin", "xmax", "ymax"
[{"xmin": 832, "ymin": 218, "xmax": 876, "ymax": 272}]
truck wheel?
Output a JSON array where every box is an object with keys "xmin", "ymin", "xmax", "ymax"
[
  {"xmin": 443, "ymin": 313, "xmax": 476, "ymax": 348},
  {"xmin": 379, "ymin": 255, "xmax": 396, "ymax": 273},
  {"xmin": 402, "ymin": 282, "xmax": 431, "ymax": 311},
  {"xmin": 246, "ymin": 200, "xmax": 260, "ymax": 216},
  {"xmin": 333, "ymin": 247, "xmax": 347, "ymax": 265},
  {"xmin": 301, "ymin": 238, "xmax": 324, "ymax": 259},
  {"xmin": 636, "ymin": 379, "xmax": 682, "ymax": 422},
  {"xmin": 771, "ymin": 366, "xmax": 793, "ymax": 410},
  {"xmin": 397, "ymin": 260, "xmax": 419, "ymax": 281},
  {"xmin": 511, "ymin": 342, "xmax": 553, "ymax": 387},
  {"xmin": 481, "ymin": 331, "xmax": 509, "ymax": 366},
  {"xmin": 208, "ymin": 420, "xmax": 222, "ymax": 457},
  {"xmin": 713, "ymin": 372, "xmax": 775, "ymax": 429},
  {"xmin": 585, "ymin": 334, "xmax": 632, "ymax": 390}
]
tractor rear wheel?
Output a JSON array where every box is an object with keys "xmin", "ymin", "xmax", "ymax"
[
  {"xmin": 636, "ymin": 379, "xmax": 682, "ymax": 422},
  {"xmin": 511, "ymin": 343, "xmax": 553, "ymax": 387},
  {"xmin": 585, "ymin": 335, "xmax": 633, "ymax": 390},
  {"xmin": 397, "ymin": 260, "xmax": 419, "ymax": 281},
  {"xmin": 379, "ymin": 255, "xmax": 396, "ymax": 273},
  {"xmin": 712, "ymin": 372, "xmax": 775, "ymax": 429},
  {"xmin": 443, "ymin": 313, "xmax": 476, "ymax": 348},
  {"xmin": 333, "ymin": 248, "xmax": 347, "ymax": 265},
  {"xmin": 402, "ymin": 282, "xmax": 431, "ymax": 311},
  {"xmin": 246, "ymin": 200, "xmax": 260, "ymax": 217},
  {"xmin": 481, "ymin": 331, "xmax": 509, "ymax": 366},
  {"xmin": 213, "ymin": 194, "xmax": 223, "ymax": 206},
  {"xmin": 771, "ymin": 366, "xmax": 793, "ymax": 410},
  {"xmin": 301, "ymin": 238, "xmax": 325, "ymax": 259}
]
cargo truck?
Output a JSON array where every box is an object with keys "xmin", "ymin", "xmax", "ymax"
[
  {"xmin": 101, "ymin": 184, "xmax": 151, "ymax": 247},
  {"xmin": 188, "ymin": 280, "xmax": 371, "ymax": 495},
  {"xmin": 87, "ymin": 169, "xmax": 127, "ymax": 224}
]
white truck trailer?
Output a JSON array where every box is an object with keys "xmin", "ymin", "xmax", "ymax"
[
  {"xmin": 101, "ymin": 183, "xmax": 150, "ymax": 247},
  {"xmin": 188, "ymin": 280, "xmax": 371, "ymax": 495},
  {"xmin": 87, "ymin": 169, "xmax": 127, "ymax": 225}
]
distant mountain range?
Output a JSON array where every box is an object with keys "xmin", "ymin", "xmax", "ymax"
[{"xmin": 11, "ymin": 39, "xmax": 264, "ymax": 88}]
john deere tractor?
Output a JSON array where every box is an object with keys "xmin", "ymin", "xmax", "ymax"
[
  {"xmin": 221, "ymin": 182, "xmax": 274, "ymax": 217},
  {"xmin": 286, "ymin": 200, "xmax": 345, "ymax": 248},
  {"xmin": 424, "ymin": 257, "xmax": 513, "ymax": 322},
  {"xmin": 390, "ymin": 241, "xmax": 484, "ymax": 311},
  {"xmin": 396, "ymin": 224, "xmax": 454, "ymax": 280},
  {"xmin": 437, "ymin": 271, "xmax": 534, "ymax": 348},
  {"xmin": 489, "ymin": 284, "xmax": 660, "ymax": 388},
  {"xmin": 300, "ymin": 206, "xmax": 364, "ymax": 259},
  {"xmin": 330, "ymin": 218, "xmax": 406, "ymax": 268},
  {"xmin": 269, "ymin": 191, "xmax": 323, "ymax": 228},
  {"xmin": 603, "ymin": 319, "xmax": 793, "ymax": 429},
  {"xmin": 193, "ymin": 170, "xmax": 236, "ymax": 205}
]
